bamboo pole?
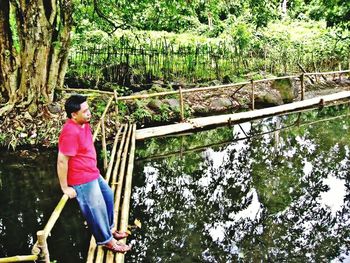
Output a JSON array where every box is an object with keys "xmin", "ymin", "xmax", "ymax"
[
  {"xmin": 136, "ymin": 91, "xmax": 350, "ymax": 140},
  {"xmin": 105, "ymin": 125, "xmax": 124, "ymax": 183},
  {"xmin": 31, "ymin": 195, "xmax": 69, "ymax": 256},
  {"xmin": 43, "ymin": 194, "xmax": 69, "ymax": 238},
  {"xmin": 304, "ymin": 69, "xmax": 350, "ymax": 76},
  {"xmin": 300, "ymin": 74, "xmax": 305, "ymax": 101},
  {"xmin": 251, "ymin": 80, "xmax": 255, "ymax": 110},
  {"xmin": 0, "ymin": 255, "xmax": 38, "ymax": 262},
  {"xmin": 114, "ymin": 125, "xmax": 133, "ymax": 222},
  {"xmin": 59, "ymin": 87, "xmax": 115, "ymax": 95},
  {"xmin": 85, "ymin": 238, "xmax": 97, "ymax": 263},
  {"xmin": 106, "ymin": 124, "xmax": 128, "ymax": 262},
  {"xmin": 36, "ymin": 231, "xmax": 50, "ymax": 263},
  {"xmin": 179, "ymin": 86, "xmax": 185, "ymax": 122},
  {"xmin": 93, "ymin": 96, "xmax": 114, "ymax": 141},
  {"xmin": 137, "ymin": 111, "xmax": 350, "ymax": 162},
  {"xmin": 101, "ymin": 118, "xmax": 108, "ymax": 172},
  {"xmin": 114, "ymin": 90, "xmax": 119, "ymax": 127},
  {"xmin": 115, "ymin": 124, "xmax": 136, "ymax": 263}
]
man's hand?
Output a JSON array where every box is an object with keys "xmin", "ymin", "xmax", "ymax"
[{"xmin": 62, "ymin": 186, "xmax": 77, "ymax": 199}]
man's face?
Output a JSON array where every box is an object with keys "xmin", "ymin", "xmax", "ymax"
[{"xmin": 72, "ymin": 101, "xmax": 91, "ymax": 124}]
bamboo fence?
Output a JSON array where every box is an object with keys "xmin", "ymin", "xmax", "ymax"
[{"xmin": 68, "ymin": 36, "xmax": 350, "ymax": 85}]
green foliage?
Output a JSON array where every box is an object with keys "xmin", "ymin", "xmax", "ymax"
[
  {"xmin": 309, "ymin": 0, "xmax": 350, "ymax": 29},
  {"xmin": 69, "ymin": 19, "xmax": 350, "ymax": 86},
  {"xmin": 130, "ymin": 100, "xmax": 153, "ymax": 123}
]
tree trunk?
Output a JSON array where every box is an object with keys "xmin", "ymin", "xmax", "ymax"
[{"xmin": 0, "ymin": 0, "xmax": 73, "ymax": 116}]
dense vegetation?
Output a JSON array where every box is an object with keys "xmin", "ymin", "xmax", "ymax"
[
  {"xmin": 0, "ymin": 0, "xmax": 349, "ymax": 120},
  {"xmin": 67, "ymin": 0, "xmax": 350, "ymax": 90}
]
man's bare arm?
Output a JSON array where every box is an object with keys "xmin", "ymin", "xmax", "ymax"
[{"xmin": 57, "ymin": 151, "xmax": 77, "ymax": 198}]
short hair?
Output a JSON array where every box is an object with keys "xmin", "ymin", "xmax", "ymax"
[{"xmin": 64, "ymin": 94, "xmax": 87, "ymax": 118}]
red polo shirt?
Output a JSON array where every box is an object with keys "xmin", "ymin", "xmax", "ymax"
[{"xmin": 58, "ymin": 119, "xmax": 99, "ymax": 185}]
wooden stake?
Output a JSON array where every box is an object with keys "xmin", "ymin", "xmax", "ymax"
[
  {"xmin": 101, "ymin": 118, "xmax": 108, "ymax": 172},
  {"xmin": 114, "ymin": 90, "xmax": 119, "ymax": 128},
  {"xmin": 300, "ymin": 73, "xmax": 305, "ymax": 101},
  {"xmin": 251, "ymin": 80, "xmax": 255, "ymax": 110},
  {"xmin": 179, "ymin": 86, "xmax": 185, "ymax": 122},
  {"xmin": 36, "ymin": 231, "xmax": 50, "ymax": 263}
]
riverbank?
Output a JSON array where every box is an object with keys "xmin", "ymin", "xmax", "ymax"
[{"xmin": 1, "ymin": 77, "xmax": 349, "ymax": 149}]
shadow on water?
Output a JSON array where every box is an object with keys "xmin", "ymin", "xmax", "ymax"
[{"xmin": 1, "ymin": 104, "xmax": 350, "ymax": 262}]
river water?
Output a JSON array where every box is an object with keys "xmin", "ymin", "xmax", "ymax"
[{"xmin": 1, "ymin": 104, "xmax": 350, "ymax": 262}]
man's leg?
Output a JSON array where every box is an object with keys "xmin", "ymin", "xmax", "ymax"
[
  {"xmin": 97, "ymin": 176, "xmax": 129, "ymax": 240},
  {"xmin": 97, "ymin": 176, "xmax": 114, "ymax": 229},
  {"xmin": 73, "ymin": 178, "xmax": 112, "ymax": 245}
]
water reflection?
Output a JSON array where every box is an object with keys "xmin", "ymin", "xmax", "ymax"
[
  {"xmin": 130, "ymin": 105, "xmax": 350, "ymax": 262},
  {"xmin": 0, "ymin": 149, "xmax": 90, "ymax": 262},
  {"xmin": 1, "ymin": 105, "xmax": 350, "ymax": 262}
]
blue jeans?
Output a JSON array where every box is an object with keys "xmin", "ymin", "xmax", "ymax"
[{"xmin": 72, "ymin": 176, "xmax": 114, "ymax": 245}]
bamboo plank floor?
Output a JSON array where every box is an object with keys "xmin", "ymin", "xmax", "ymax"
[{"xmin": 86, "ymin": 123, "xmax": 136, "ymax": 263}]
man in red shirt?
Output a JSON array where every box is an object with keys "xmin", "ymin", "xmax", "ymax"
[{"xmin": 57, "ymin": 94, "xmax": 131, "ymax": 253}]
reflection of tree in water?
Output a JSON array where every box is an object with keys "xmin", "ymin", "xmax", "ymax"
[
  {"xmin": 130, "ymin": 107, "xmax": 350, "ymax": 262},
  {"xmin": 131, "ymin": 130, "xmax": 254, "ymax": 262},
  {"xmin": 0, "ymin": 150, "xmax": 90, "ymax": 262}
]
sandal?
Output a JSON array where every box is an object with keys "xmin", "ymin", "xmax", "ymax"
[
  {"xmin": 103, "ymin": 240, "xmax": 131, "ymax": 253},
  {"xmin": 113, "ymin": 230, "xmax": 129, "ymax": 240}
]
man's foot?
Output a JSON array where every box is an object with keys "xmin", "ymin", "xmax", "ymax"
[
  {"xmin": 103, "ymin": 240, "xmax": 131, "ymax": 253},
  {"xmin": 112, "ymin": 230, "xmax": 129, "ymax": 240}
]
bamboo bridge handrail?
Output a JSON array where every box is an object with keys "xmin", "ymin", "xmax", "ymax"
[
  {"xmin": 0, "ymin": 255, "xmax": 38, "ymax": 263},
  {"xmin": 304, "ymin": 69, "xmax": 350, "ymax": 76},
  {"xmin": 62, "ymin": 68, "xmax": 350, "ymax": 101},
  {"xmin": 137, "ymin": 110, "xmax": 350, "ymax": 162},
  {"xmin": 93, "ymin": 96, "xmax": 114, "ymax": 141},
  {"xmin": 42, "ymin": 194, "xmax": 69, "ymax": 238}
]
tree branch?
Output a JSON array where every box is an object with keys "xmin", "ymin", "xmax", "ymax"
[{"xmin": 93, "ymin": 0, "xmax": 122, "ymax": 34}]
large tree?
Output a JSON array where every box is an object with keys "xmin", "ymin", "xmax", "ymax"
[{"xmin": 0, "ymin": 0, "xmax": 73, "ymax": 116}]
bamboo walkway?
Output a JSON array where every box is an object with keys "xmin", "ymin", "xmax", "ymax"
[{"xmin": 87, "ymin": 123, "xmax": 136, "ymax": 263}]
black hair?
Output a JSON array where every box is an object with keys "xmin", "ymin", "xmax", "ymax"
[{"xmin": 64, "ymin": 94, "xmax": 87, "ymax": 118}]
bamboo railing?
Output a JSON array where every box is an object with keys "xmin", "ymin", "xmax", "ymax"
[{"xmin": 65, "ymin": 69, "xmax": 350, "ymax": 126}]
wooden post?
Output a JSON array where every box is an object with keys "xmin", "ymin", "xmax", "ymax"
[
  {"xmin": 339, "ymin": 63, "xmax": 342, "ymax": 81},
  {"xmin": 179, "ymin": 86, "xmax": 185, "ymax": 122},
  {"xmin": 101, "ymin": 118, "xmax": 108, "ymax": 172},
  {"xmin": 36, "ymin": 231, "xmax": 49, "ymax": 263},
  {"xmin": 114, "ymin": 90, "xmax": 119, "ymax": 127},
  {"xmin": 300, "ymin": 73, "xmax": 305, "ymax": 101},
  {"xmin": 251, "ymin": 80, "xmax": 255, "ymax": 110}
]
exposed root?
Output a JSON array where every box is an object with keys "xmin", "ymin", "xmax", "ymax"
[{"xmin": 0, "ymin": 103, "xmax": 14, "ymax": 117}]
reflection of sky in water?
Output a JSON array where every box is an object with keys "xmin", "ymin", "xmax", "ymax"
[
  {"xmin": 132, "ymin": 111, "xmax": 350, "ymax": 262},
  {"xmin": 319, "ymin": 175, "xmax": 346, "ymax": 215}
]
